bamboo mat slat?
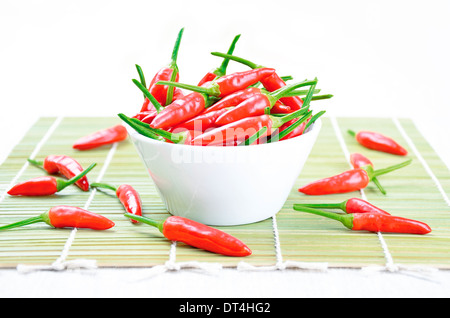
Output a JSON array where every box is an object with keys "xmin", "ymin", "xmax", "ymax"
[{"xmin": 0, "ymin": 116, "xmax": 449, "ymax": 269}]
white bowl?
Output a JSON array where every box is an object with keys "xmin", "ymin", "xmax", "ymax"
[{"xmin": 125, "ymin": 119, "xmax": 322, "ymax": 226}]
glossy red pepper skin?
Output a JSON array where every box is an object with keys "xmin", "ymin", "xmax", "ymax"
[
  {"xmin": 150, "ymin": 92, "xmax": 207, "ymax": 130},
  {"xmin": 298, "ymin": 169, "xmax": 370, "ymax": 195},
  {"xmin": 39, "ymin": 155, "xmax": 90, "ymax": 191},
  {"xmin": 351, "ymin": 213, "xmax": 431, "ymax": 234},
  {"xmin": 48, "ymin": 206, "xmax": 115, "ymax": 230},
  {"xmin": 204, "ymin": 87, "xmax": 261, "ymax": 114},
  {"xmin": 73, "ymin": 125, "xmax": 128, "ymax": 150},
  {"xmin": 349, "ymin": 130, "xmax": 408, "ymax": 156},
  {"xmin": 214, "ymin": 93, "xmax": 271, "ymax": 126},
  {"xmin": 116, "ymin": 184, "xmax": 142, "ymax": 224},
  {"xmin": 350, "ymin": 152, "xmax": 373, "ymax": 168},
  {"xmin": 214, "ymin": 68, "xmax": 275, "ymax": 97},
  {"xmin": 7, "ymin": 176, "xmax": 58, "ymax": 196},
  {"xmin": 162, "ymin": 216, "xmax": 252, "ymax": 257},
  {"xmin": 191, "ymin": 114, "xmax": 273, "ymax": 146},
  {"xmin": 172, "ymin": 108, "xmax": 229, "ymax": 132},
  {"xmin": 197, "ymin": 72, "xmax": 218, "ymax": 87}
]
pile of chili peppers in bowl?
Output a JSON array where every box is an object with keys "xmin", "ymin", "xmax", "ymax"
[{"xmin": 119, "ymin": 28, "xmax": 331, "ymax": 226}]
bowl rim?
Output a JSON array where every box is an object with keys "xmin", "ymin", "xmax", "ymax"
[{"xmin": 123, "ymin": 118, "xmax": 322, "ymax": 150}]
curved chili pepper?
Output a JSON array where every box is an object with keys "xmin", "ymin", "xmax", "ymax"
[
  {"xmin": 349, "ymin": 153, "xmax": 386, "ymax": 194},
  {"xmin": 7, "ymin": 163, "xmax": 96, "ymax": 196},
  {"xmin": 214, "ymin": 79, "xmax": 317, "ymax": 126},
  {"xmin": 210, "ymin": 52, "xmax": 304, "ymax": 110},
  {"xmin": 172, "ymin": 108, "xmax": 230, "ymax": 132},
  {"xmin": 91, "ymin": 183, "xmax": 142, "ymax": 224},
  {"xmin": 156, "ymin": 67, "xmax": 276, "ymax": 98},
  {"xmin": 204, "ymin": 87, "xmax": 262, "ymax": 114},
  {"xmin": 348, "ymin": 130, "xmax": 408, "ymax": 156},
  {"xmin": 197, "ymin": 34, "xmax": 241, "ymax": 86},
  {"xmin": 124, "ymin": 213, "xmax": 252, "ymax": 256},
  {"xmin": 293, "ymin": 205, "xmax": 431, "ymax": 235},
  {"xmin": 191, "ymin": 107, "xmax": 311, "ymax": 146},
  {"xmin": 139, "ymin": 28, "xmax": 184, "ymax": 111},
  {"xmin": 27, "ymin": 155, "xmax": 91, "ymax": 191},
  {"xmin": 294, "ymin": 198, "xmax": 391, "ymax": 215},
  {"xmin": 73, "ymin": 125, "xmax": 128, "ymax": 150},
  {"xmin": 298, "ymin": 159, "xmax": 412, "ymax": 195},
  {"xmin": 0, "ymin": 205, "xmax": 114, "ymax": 231}
]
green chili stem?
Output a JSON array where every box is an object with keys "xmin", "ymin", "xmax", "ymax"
[
  {"xmin": 216, "ymin": 34, "xmax": 241, "ymax": 76},
  {"xmin": 27, "ymin": 158, "xmax": 44, "ymax": 167},
  {"xmin": 124, "ymin": 213, "xmax": 164, "ymax": 233},
  {"xmin": 371, "ymin": 176, "xmax": 387, "ymax": 195},
  {"xmin": 0, "ymin": 215, "xmax": 45, "ymax": 231},
  {"xmin": 90, "ymin": 182, "xmax": 117, "ymax": 192},
  {"xmin": 56, "ymin": 163, "xmax": 96, "ymax": 192},
  {"xmin": 270, "ymin": 106, "xmax": 310, "ymax": 129},
  {"xmin": 135, "ymin": 64, "xmax": 147, "ymax": 100},
  {"xmin": 281, "ymin": 88, "xmax": 322, "ymax": 96},
  {"xmin": 293, "ymin": 201, "xmax": 348, "ymax": 211},
  {"xmin": 170, "ymin": 28, "xmax": 184, "ymax": 66},
  {"xmin": 347, "ymin": 130, "xmax": 356, "ymax": 137},
  {"xmin": 210, "ymin": 52, "xmax": 262, "ymax": 69},
  {"xmin": 371, "ymin": 159, "xmax": 412, "ymax": 177},
  {"xmin": 238, "ymin": 126, "xmax": 268, "ymax": 146},
  {"xmin": 293, "ymin": 205, "xmax": 354, "ymax": 230},
  {"xmin": 155, "ymin": 80, "xmax": 210, "ymax": 95},
  {"xmin": 117, "ymin": 113, "xmax": 164, "ymax": 141},
  {"xmin": 268, "ymin": 112, "xmax": 311, "ymax": 143},
  {"xmin": 132, "ymin": 79, "xmax": 164, "ymax": 113},
  {"xmin": 269, "ymin": 79, "xmax": 318, "ymax": 103},
  {"xmin": 304, "ymin": 110, "xmax": 326, "ymax": 130}
]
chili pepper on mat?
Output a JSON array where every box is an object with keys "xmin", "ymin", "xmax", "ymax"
[
  {"xmin": 294, "ymin": 198, "xmax": 391, "ymax": 215},
  {"xmin": 0, "ymin": 205, "xmax": 114, "ymax": 231},
  {"xmin": 27, "ymin": 155, "xmax": 91, "ymax": 191},
  {"xmin": 197, "ymin": 34, "xmax": 241, "ymax": 86},
  {"xmin": 348, "ymin": 130, "xmax": 408, "ymax": 156},
  {"xmin": 349, "ymin": 152, "xmax": 386, "ymax": 194},
  {"xmin": 293, "ymin": 205, "xmax": 431, "ymax": 235},
  {"xmin": 298, "ymin": 159, "xmax": 412, "ymax": 195},
  {"xmin": 124, "ymin": 213, "xmax": 252, "ymax": 256},
  {"xmin": 210, "ymin": 52, "xmax": 304, "ymax": 110},
  {"xmin": 156, "ymin": 67, "xmax": 276, "ymax": 98},
  {"xmin": 140, "ymin": 27, "xmax": 184, "ymax": 111},
  {"xmin": 91, "ymin": 183, "xmax": 142, "ymax": 224},
  {"xmin": 73, "ymin": 125, "xmax": 127, "ymax": 150},
  {"xmin": 7, "ymin": 163, "xmax": 96, "ymax": 196}
]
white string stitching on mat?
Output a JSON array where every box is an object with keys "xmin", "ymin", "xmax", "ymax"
[
  {"xmin": 329, "ymin": 117, "xmax": 396, "ymax": 271},
  {"xmin": 237, "ymin": 213, "xmax": 329, "ymax": 272},
  {"xmin": 0, "ymin": 116, "xmax": 63, "ymax": 204},
  {"xmin": 16, "ymin": 142, "xmax": 119, "ymax": 273},
  {"xmin": 393, "ymin": 117, "xmax": 450, "ymax": 207}
]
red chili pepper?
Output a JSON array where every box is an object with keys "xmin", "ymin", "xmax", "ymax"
[
  {"xmin": 348, "ymin": 130, "xmax": 408, "ymax": 156},
  {"xmin": 197, "ymin": 34, "xmax": 241, "ymax": 86},
  {"xmin": 210, "ymin": 52, "xmax": 304, "ymax": 110},
  {"xmin": 27, "ymin": 155, "xmax": 91, "ymax": 191},
  {"xmin": 172, "ymin": 108, "xmax": 230, "ymax": 132},
  {"xmin": 293, "ymin": 205, "xmax": 431, "ymax": 235},
  {"xmin": 294, "ymin": 198, "xmax": 391, "ymax": 215},
  {"xmin": 139, "ymin": 28, "xmax": 184, "ymax": 111},
  {"xmin": 203, "ymin": 87, "xmax": 262, "ymax": 114},
  {"xmin": 298, "ymin": 159, "xmax": 412, "ymax": 195},
  {"xmin": 214, "ymin": 79, "xmax": 317, "ymax": 126},
  {"xmin": 191, "ymin": 107, "xmax": 310, "ymax": 146},
  {"xmin": 349, "ymin": 152, "xmax": 386, "ymax": 194},
  {"xmin": 156, "ymin": 67, "xmax": 276, "ymax": 98},
  {"xmin": 73, "ymin": 125, "xmax": 128, "ymax": 150},
  {"xmin": 91, "ymin": 183, "xmax": 142, "ymax": 224},
  {"xmin": 124, "ymin": 213, "xmax": 252, "ymax": 256},
  {"xmin": 7, "ymin": 163, "xmax": 96, "ymax": 196},
  {"xmin": 0, "ymin": 205, "xmax": 114, "ymax": 231}
]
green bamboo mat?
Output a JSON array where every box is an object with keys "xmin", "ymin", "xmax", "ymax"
[{"xmin": 0, "ymin": 116, "xmax": 449, "ymax": 269}]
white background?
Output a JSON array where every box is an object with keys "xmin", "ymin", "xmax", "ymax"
[{"xmin": 1, "ymin": 0, "xmax": 450, "ymax": 297}]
